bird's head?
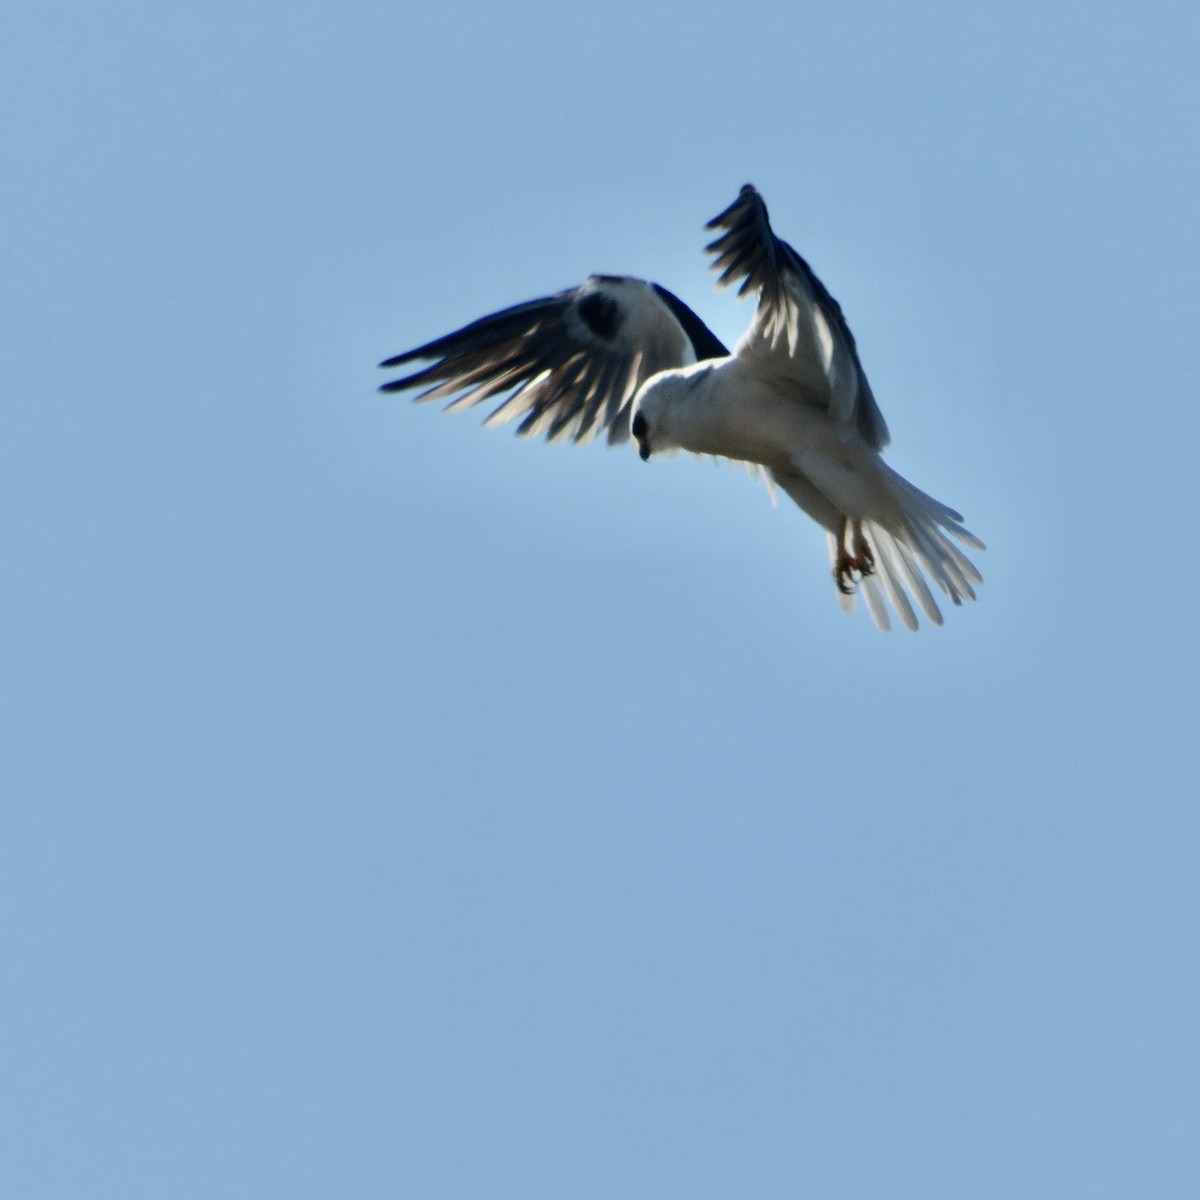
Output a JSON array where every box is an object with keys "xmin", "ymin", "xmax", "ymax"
[{"xmin": 631, "ymin": 369, "xmax": 701, "ymax": 461}]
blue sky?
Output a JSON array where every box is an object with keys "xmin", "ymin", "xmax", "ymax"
[{"xmin": 3, "ymin": 1, "xmax": 1198, "ymax": 1196}]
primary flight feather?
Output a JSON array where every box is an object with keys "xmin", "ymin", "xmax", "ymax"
[{"xmin": 379, "ymin": 184, "xmax": 983, "ymax": 631}]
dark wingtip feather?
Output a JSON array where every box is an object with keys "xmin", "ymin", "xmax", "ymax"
[
  {"xmin": 379, "ymin": 350, "xmax": 422, "ymax": 369},
  {"xmin": 705, "ymin": 182, "xmax": 764, "ymax": 229}
]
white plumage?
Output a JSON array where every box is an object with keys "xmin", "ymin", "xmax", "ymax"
[{"xmin": 380, "ymin": 184, "xmax": 983, "ymax": 631}]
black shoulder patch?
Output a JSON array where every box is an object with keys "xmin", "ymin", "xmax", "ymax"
[
  {"xmin": 576, "ymin": 291, "xmax": 622, "ymax": 341},
  {"xmin": 651, "ymin": 284, "xmax": 729, "ymax": 361}
]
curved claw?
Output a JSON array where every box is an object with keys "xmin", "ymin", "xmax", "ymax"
[{"xmin": 834, "ymin": 519, "xmax": 875, "ymax": 595}]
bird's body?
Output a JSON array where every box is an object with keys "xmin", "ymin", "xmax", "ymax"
[
  {"xmin": 379, "ymin": 185, "xmax": 983, "ymax": 631},
  {"xmin": 637, "ymin": 358, "xmax": 842, "ymax": 476}
]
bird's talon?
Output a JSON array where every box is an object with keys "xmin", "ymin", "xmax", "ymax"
[{"xmin": 835, "ymin": 557, "xmax": 859, "ymax": 594}]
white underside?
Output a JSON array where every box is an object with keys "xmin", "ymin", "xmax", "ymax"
[{"xmin": 637, "ymin": 358, "xmax": 984, "ymax": 631}]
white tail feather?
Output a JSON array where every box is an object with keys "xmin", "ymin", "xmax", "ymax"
[
  {"xmin": 780, "ymin": 462, "xmax": 982, "ymax": 631},
  {"xmin": 873, "ymin": 537, "xmax": 920, "ymax": 632},
  {"xmin": 828, "ymin": 470, "xmax": 982, "ymax": 632},
  {"xmin": 860, "ymin": 572, "xmax": 892, "ymax": 631}
]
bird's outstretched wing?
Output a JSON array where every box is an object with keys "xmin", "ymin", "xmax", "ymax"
[
  {"xmin": 704, "ymin": 184, "xmax": 890, "ymax": 450},
  {"xmin": 379, "ymin": 276, "xmax": 728, "ymax": 446}
]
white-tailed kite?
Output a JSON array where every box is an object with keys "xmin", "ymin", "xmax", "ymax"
[{"xmin": 380, "ymin": 184, "xmax": 983, "ymax": 631}]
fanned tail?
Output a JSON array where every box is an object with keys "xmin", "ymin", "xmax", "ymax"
[{"xmin": 834, "ymin": 462, "xmax": 984, "ymax": 632}]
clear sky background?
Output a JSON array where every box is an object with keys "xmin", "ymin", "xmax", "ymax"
[{"xmin": 4, "ymin": 1, "xmax": 1198, "ymax": 1196}]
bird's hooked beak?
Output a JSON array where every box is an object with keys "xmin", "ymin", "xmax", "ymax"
[{"xmin": 631, "ymin": 410, "xmax": 650, "ymax": 461}]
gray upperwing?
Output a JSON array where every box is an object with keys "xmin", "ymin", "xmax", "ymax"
[{"xmin": 380, "ymin": 276, "xmax": 715, "ymax": 446}]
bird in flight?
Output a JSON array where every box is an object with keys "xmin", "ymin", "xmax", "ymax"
[{"xmin": 379, "ymin": 184, "xmax": 983, "ymax": 631}]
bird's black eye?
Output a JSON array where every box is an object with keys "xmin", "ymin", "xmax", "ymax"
[{"xmin": 631, "ymin": 411, "xmax": 647, "ymax": 439}]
